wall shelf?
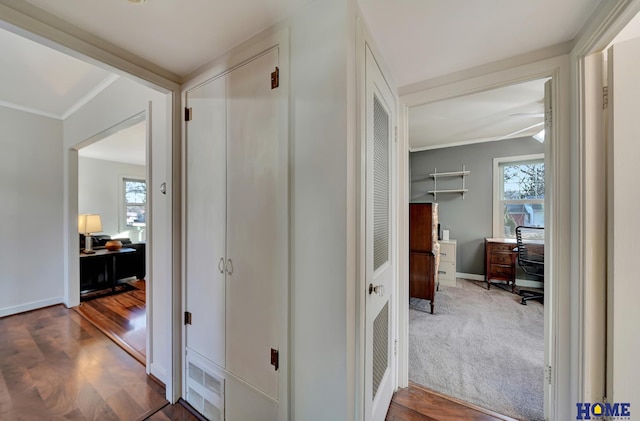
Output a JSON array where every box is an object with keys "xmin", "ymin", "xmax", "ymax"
[{"xmin": 429, "ymin": 166, "xmax": 470, "ymax": 199}]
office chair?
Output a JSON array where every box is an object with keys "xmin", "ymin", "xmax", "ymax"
[{"xmin": 515, "ymin": 226, "xmax": 544, "ymax": 305}]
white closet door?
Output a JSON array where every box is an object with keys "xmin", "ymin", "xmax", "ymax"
[
  {"xmin": 185, "ymin": 75, "xmax": 227, "ymax": 368},
  {"xmin": 226, "ymin": 48, "xmax": 283, "ymax": 400}
]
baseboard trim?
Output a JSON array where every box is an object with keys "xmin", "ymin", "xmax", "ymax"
[
  {"xmin": 456, "ymin": 272, "xmax": 543, "ymax": 289},
  {"xmin": 456, "ymin": 272, "xmax": 484, "ymax": 281},
  {"xmin": 0, "ymin": 296, "xmax": 63, "ymax": 318},
  {"xmin": 150, "ymin": 363, "xmax": 167, "ymax": 384}
]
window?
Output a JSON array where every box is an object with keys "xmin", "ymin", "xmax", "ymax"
[
  {"xmin": 493, "ymin": 154, "xmax": 544, "ymax": 238},
  {"xmin": 123, "ymin": 178, "xmax": 146, "ymax": 229}
]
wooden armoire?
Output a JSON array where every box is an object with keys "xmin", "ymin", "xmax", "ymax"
[{"xmin": 409, "ymin": 203, "xmax": 439, "ymax": 314}]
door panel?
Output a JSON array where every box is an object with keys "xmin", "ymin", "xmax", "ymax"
[
  {"xmin": 185, "ymin": 75, "xmax": 227, "ymax": 368},
  {"xmin": 365, "ymin": 45, "xmax": 396, "ymax": 421},
  {"xmin": 606, "ymin": 38, "xmax": 640, "ymax": 407},
  {"xmin": 226, "ymin": 48, "xmax": 283, "ymax": 400}
]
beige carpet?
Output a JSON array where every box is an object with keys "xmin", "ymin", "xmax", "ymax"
[{"xmin": 409, "ymin": 278, "xmax": 544, "ymax": 421}]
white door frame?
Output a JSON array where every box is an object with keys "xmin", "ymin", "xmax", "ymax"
[
  {"xmin": 570, "ymin": 0, "xmax": 640, "ymax": 407},
  {"xmin": 397, "ymin": 54, "xmax": 570, "ymax": 419},
  {"xmin": 0, "ymin": 1, "xmax": 182, "ymax": 403}
]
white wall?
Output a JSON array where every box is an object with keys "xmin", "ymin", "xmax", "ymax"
[
  {"xmin": 0, "ymin": 105, "xmax": 64, "ymax": 316},
  {"xmin": 289, "ymin": 0, "xmax": 354, "ymax": 419},
  {"xmin": 64, "ymin": 76, "xmax": 171, "ymax": 383},
  {"xmin": 78, "ymin": 157, "xmax": 145, "ymax": 242}
]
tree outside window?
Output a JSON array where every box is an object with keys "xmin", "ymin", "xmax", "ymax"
[
  {"xmin": 124, "ymin": 178, "xmax": 146, "ymax": 228},
  {"xmin": 494, "ymin": 155, "xmax": 544, "ymax": 238}
]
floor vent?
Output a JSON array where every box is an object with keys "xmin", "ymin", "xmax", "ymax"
[{"xmin": 186, "ymin": 352, "xmax": 225, "ymax": 421}]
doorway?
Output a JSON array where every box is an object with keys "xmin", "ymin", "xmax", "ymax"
[
  {"xmin": 397, "ymin": 66, "xmax": 569, "ymax": 420},
  {"xmin": 74, "ymin": 112, "xmax": 150, "ymax": 364}
]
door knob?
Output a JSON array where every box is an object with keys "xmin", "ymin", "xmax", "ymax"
[
  {"xmin": 226, "ymin": 259, "xmax": 234, "ymax": 275},
  {"xmin": 218, "ymin": 258, "xmax": 225, "ymax": 274},
  {"xmin": 369, "ymin": 283, "xmax": 384, "ymax": 296}
]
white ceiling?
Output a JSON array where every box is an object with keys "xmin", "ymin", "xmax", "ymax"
[
  {"xmin": 0, "ymin": 26, "xmax": 117, "ymax": 119},
  {"xmin": 0, "ymin": 0, "xmax": 612, "ymax": 160},
  {"xmin": 409, "ymin": 78, "xmax": 547, "ymax": 151},
  {"xmin": 23, "ymin": 0, "xmax": 314, "ymax": 78},
  {"xmin": 78, "ymin": 121, "xmax": 146, "ymax": 166},
  {"xmin": 357, "ymin": 0, "xmax": 601, "ymax": 87}
]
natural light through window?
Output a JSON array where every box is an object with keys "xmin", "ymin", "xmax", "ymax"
[
  {"xmin": 493, "ymin": 154, "xmax": 544, "ymax": 238},
  {"xmin": 123, "ymin": 178, "xmax": 146, "ymax": 229}
]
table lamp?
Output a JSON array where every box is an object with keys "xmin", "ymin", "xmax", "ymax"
[{"xmin": 79, "ymin": 214, "xmax": 102, "ymax": 254}]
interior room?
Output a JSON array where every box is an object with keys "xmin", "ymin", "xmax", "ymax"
[
  {"xmin": 0, "ymin": 19, "xmax": 172, "ymax": 389},
  {"xmin": 407, "ymin": 78, "xmax": 547, "ymax": 420},
  {"xmin": 3, "ymin": 0, "xmax": 640, "ymax": 420},
  {"xmin": 74, "ymin": 116, "xmax": 149, "ymax": 364}
]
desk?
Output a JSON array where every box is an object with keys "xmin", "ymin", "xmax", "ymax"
[
  {"xmin": 484, "ymin": 238, "xmax": 517, "ymax": 293},
  {"xmin": 80, "ymin": 248, "xmax": 136, "ymax": 299}
]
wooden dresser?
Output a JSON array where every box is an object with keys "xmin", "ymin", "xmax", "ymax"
[
  {"xmin": 484, "ymin": 238, "xmax": 517, "ymax": 292},
  {"xmin": 409, "ymin": 203, "xmax": 439, "ymax": 313}
]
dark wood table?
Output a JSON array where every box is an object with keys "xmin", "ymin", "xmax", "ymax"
[{"xmin": 80, "ymin": 248, "xmax": 136, "ymax": 300}]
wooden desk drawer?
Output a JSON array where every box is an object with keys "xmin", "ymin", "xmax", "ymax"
[
  {"xmin": 488, "ymin": 243, "xmax": 515, "ymax": 253},
  {"xmin": 490, "ymin": 264, "xmax": 514, "ymax": 277},
  {"xmin": 491, "ymin": 253, "xmax": 513, "ymax": 265}
]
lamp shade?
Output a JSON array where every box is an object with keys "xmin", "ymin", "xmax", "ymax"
[{"xmin": 78, "ymin": 214, "xmax": 102, "ymax": 234}]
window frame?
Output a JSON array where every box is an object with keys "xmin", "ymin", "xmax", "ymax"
[
  {"xmin": 492, "ymin": 153, "xmax": 544, "ymax": 238},
  {"xmin": 120, "ymin": 176, "xmax": 147, "ymax": 232}
]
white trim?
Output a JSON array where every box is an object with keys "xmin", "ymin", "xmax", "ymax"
[
  {"xmin": 61, "ymin": 74, "xmax": 120, "ymax": 120},
  {"xmin": 150, "ymin": 363, "xmax": 166, "ymax": 383},
  {"xmin": 0, "ymin": 99, "xmax": 60, "ymax": 119},
  {"xmin": 0, "ymin": 73, "xmax": 119, "ymax": 120},
  {"xmin": 0, "ymin": 297, "xmax": 63, "ymax": 318},
  {"xmin": 456, "ymin": 272, "xmax": 484, "ymax": 281},
  {"xmin": 0, "ymin": 1, "xmax": 180, "ymax": 87},
  {"xmin": 570, "ymin": 0, "xmax": 640, "ymax": 405},
  {"xmin": 492, "ymin": 153, "xmax": 545, "ymax": 238},
  {"xmin": 399, "ymin": 54, "xmax": 569, "ymax": 421},
  {"xmin": 409, "ymin": 134, "xmax": 535, "ymax": 152},
  {"xmin": 2, "ymin": 0, "xmax": 181, "ymax": 406},
  {"xmin": 456, "ymin": 272, "xmax": 543, "ymax": 288},
  {"xmin": 399, "ymin": 42, "xmax": 573, "ymax": 96}
]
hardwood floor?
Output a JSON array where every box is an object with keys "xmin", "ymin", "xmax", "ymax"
[
  {"xmin": 74, "ymin": 279, "xmax": 146, "ymax": 364},
  {"xmin": 0, "ymin": 304, "xmax": 198, "ymax": 420},
  {"xmin": 386, "ymin": 383, "xmax": 518, "ymax": 421}
]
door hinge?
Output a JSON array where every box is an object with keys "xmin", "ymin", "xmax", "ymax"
[
  {"xmin": 603, "ymin": 86, "xmax": 609, "ymax": 110},
  {"xmin": 185, "ymin": 107, "xmax": 193, "ymax": 122},
  {"xmin": 545, "ymin": 106, "xmax": 553, "ymax": 127},
  {"xmin": 394, "ymin": 340, "xmax": 398, "ymax": 356},
  {"xmin": 545, "ymin": 364, "xmax": 552, "ymax": 385},
  {"xmin": 184, "ymin": 311, "xmax": 192, "ymax": 325},
  {"xmin": 271, "ymin": 348, "xmax": 279, "ymax": 371},
  {"xmin": 271, "ymin": 67, "xmax": 279, "ymax": 89}
]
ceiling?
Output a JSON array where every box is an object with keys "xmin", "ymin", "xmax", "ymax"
[
  {"xmin": 23, "ymin": 0, "xmax": 314, "ymax": 79},
  {"xmin": 409, "ymin": 78, "xmax": 547, "ymax": 151},
  {"xmin": 78, "ymin": 121, "xmax": 146, "ymax": 166},
  {"xmin": 357, "ymin": 0, "xmax": 601, "ymax": 88},
  {"xmin": 0, "ymin": 26, "xmax": 117, "ymax": 119},
  {"xmin": 0, "ymin": 0, "xmax": 612, "ymax": 159}
]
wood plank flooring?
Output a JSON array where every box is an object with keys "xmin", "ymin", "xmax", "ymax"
[
  {"xmin": 0, "ymin": 304, "xmax": 189, "ymax": 420},
  {"xmin": 74, "ymin": 280, "xmax": 146, "ymax": 364},
  {"xmin": 386, "ymin": 383, "xmax": 518, "ymax": 421}
]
